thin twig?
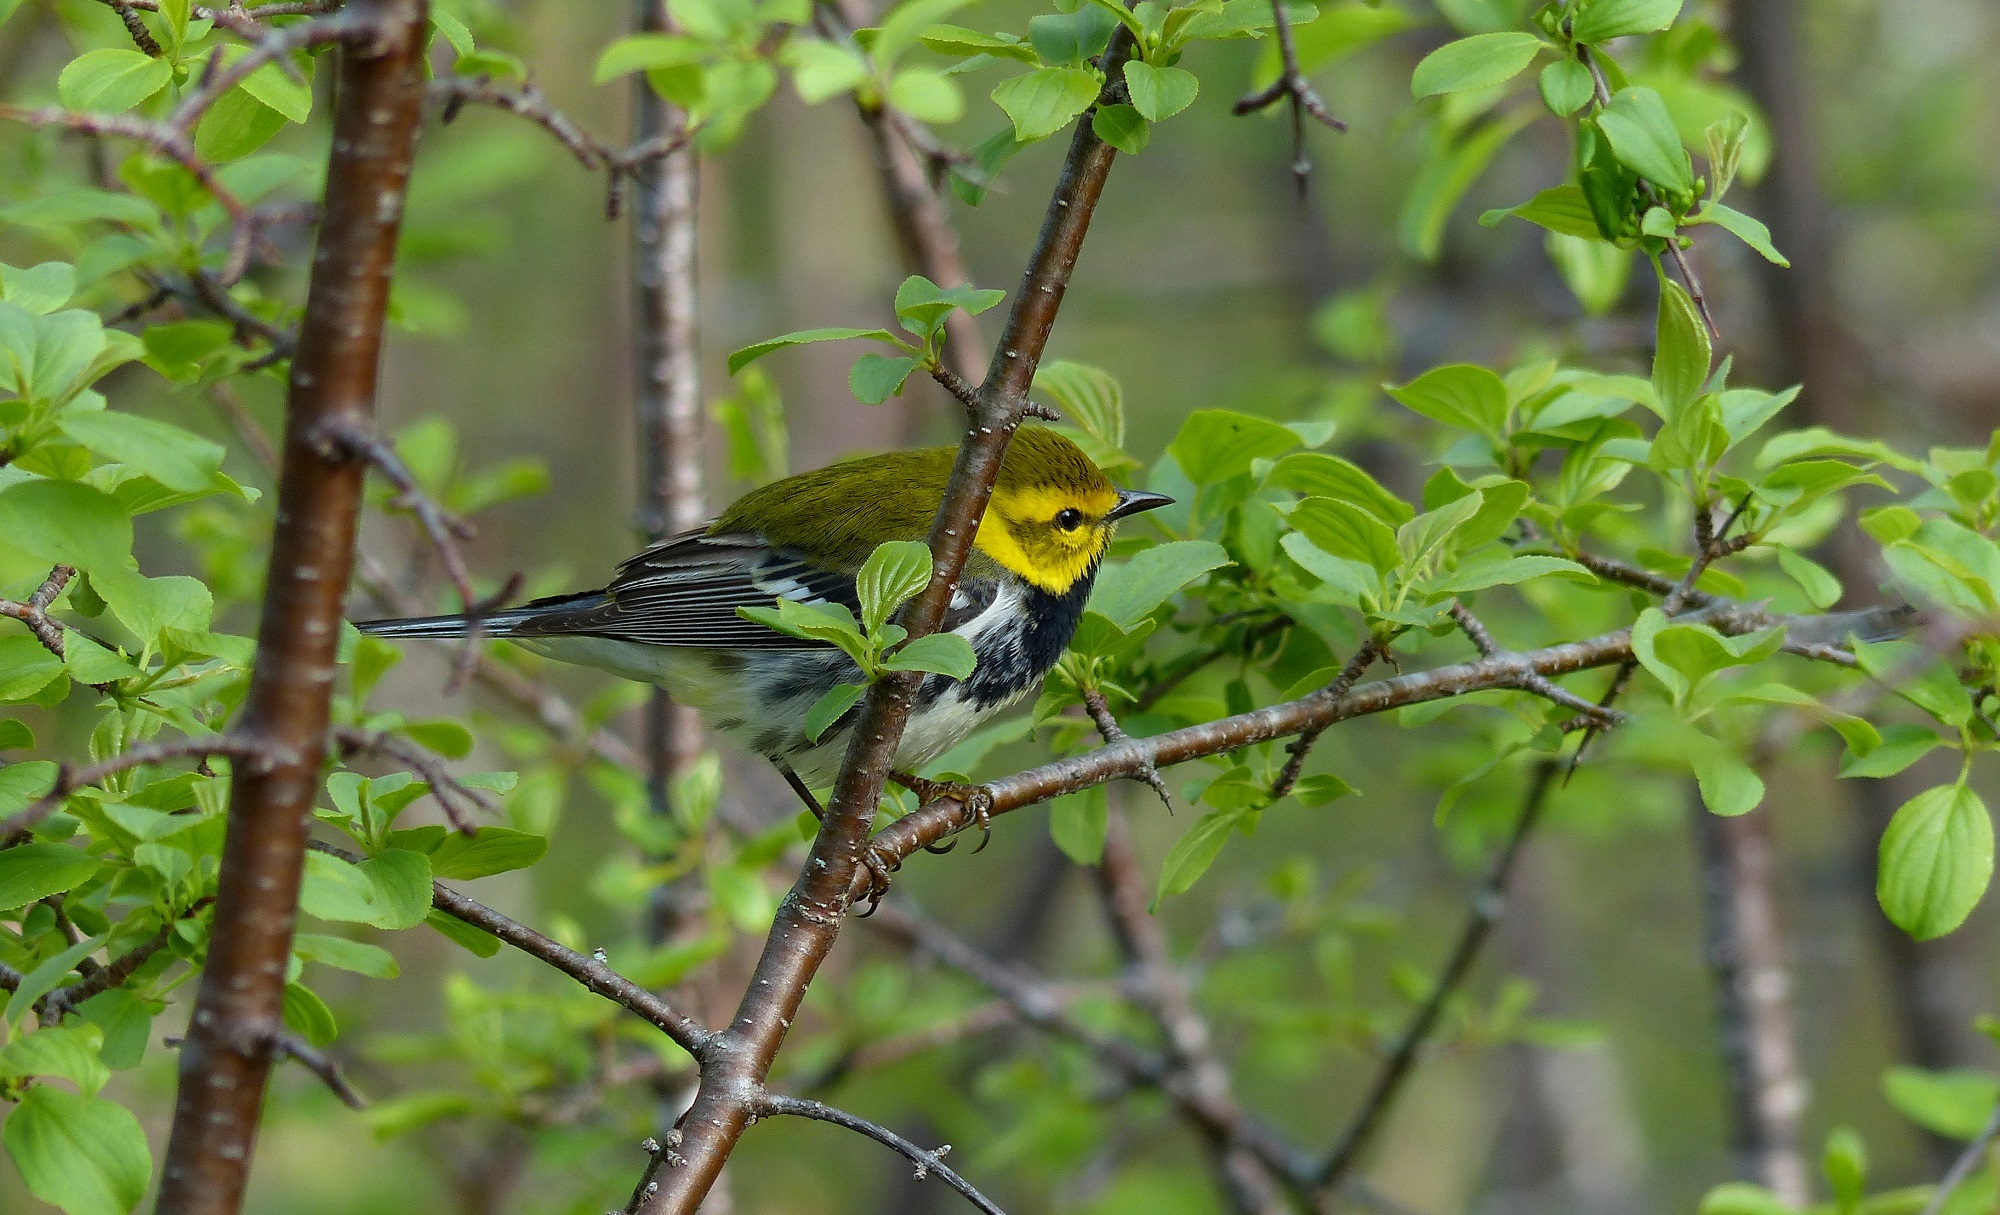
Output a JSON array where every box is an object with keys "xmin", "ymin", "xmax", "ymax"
[
  {"xmin": 99, "ymin": 0, "xmax": 164, "ymax": 55},
  {"xmin": 270, "ymin": 1030, "xmax": 367, "ymax": 1110},
  {"xmin": 312, "ymin": 415, "xmax": 523, "ymax": 694},
  {"xmin": 330, "ymin": 725, "xmax": 496, "ymax": 836},
  {"xmin": 2, "ymin": 736, "xmax": 289, "ymax": 846},
  {"xmin": 323, "ymin": 840, "xmax": 714, "ymax": 1058},
  {"xmin": 1, "ymin": 565, "xmax": 74, "ymax": 658},
  {"xmin": 1918, "ymin": 1100, "xmax": 2000, "ymax": 1215},
  {"xmin": 40, "ymin": 897, "xmax": 214, "ymax": 1020},
  {"xmin": 1231, "ymin": 0, "xmax": 1347, "ymax": 192},
  {"xmin": 621, "ymin": 1135, "xmax": 678, "ymax": 1214},
  {"xmin": 758, "ymin": 1093, "xmax": 1008, "ymax": 1215},
  {"xmin": 1315, "ymin": 759, "xmax": 1560, "ymax": 1194},
  {"xmin": 1271, "ymin": 640, "xmax": 1377, "ymax": 799},
  {"xmin": 1081, "ymin": 689, "xmax": 1171, "ymax": 812}
]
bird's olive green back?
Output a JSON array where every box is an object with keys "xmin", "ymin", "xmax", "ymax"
[{"xmin": 711, "ymin": 428, "xmax": 1113, "ymax": 574}]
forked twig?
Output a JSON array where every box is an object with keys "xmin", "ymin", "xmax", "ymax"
[{"xmin": 1232, "ymin": 0, "xmax": 1347, "ymax": 192}]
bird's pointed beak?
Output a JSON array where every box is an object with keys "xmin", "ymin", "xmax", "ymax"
[{"xmin": 1106, "ymin": 489, "xmax": 1175, "ymax": 522}]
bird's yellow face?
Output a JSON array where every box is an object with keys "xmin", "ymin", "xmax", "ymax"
[
  {"xmin": 971, "ymin": 429, "xmax": 1176, "ymax": 594},
  {"xmin": 976, "ymin": 480, "xmax": 1126, "ymax": 594}
]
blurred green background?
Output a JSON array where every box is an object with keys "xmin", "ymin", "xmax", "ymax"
[{"xmin": 4, "ymin": 0, "xmax": 2000, "ymax": 1212}]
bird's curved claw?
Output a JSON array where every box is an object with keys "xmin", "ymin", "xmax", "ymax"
[
  {"xmin": 856, "ymin": 845, "xmax": 899, "ymax": 916},
  {"xmin": 890, "ymin": 772, "xmax": 996, "ymax": 854}
]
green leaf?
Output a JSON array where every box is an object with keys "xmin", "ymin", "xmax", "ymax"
[
  {"xmin": 282, "ymin": 982, "xmax": 338, "ymax": 1048},
  {"xmin": 1775, "ymin": 545, "xmax": 1841, "ymax": 609},
  {"xmin": 3, "ymin": 1086, "xmax": 151, "ymax": 1215},
  {"xmin": 1168, "ymin": 409, "xmax": 1301, "ymax": 485},
  {"xmin": 1124, "ymin": 62, "xmax": 1199, "ymax": 121},
  {"xmin": 873, "ymin": 0, "xmax": 976, "ymax": 65},
  {"xmin": 0, "ymin": 843, "xmax": 102, "ymax": 911},
  {"xmin": 1291, "ymin": 497, "xmax": 1401, "ymax": 575},
  {"xmin": 850, "ymin": 353, "xmax": 919, "ymax": 404},
  {"xmin": 784, "ymin": 40, "xmax": 870, "ymax": 104},
  {"xmin": 56, "ymin": 48, "xmax": 172, "ymax": 114},
  {"xmin": 856, "ymin": 539, "xmax": 934, "ymax": 633},
  {"xmin": 883, "ymin": 632, "xmax": 977, "ymax": 678},
  {"xmin": 1696, "ymin": 203, "xmax": 1788, "ymax": 267},
  {"xmin": 888, "ymin": 68, "xmax": 963, "ymax": 124},
  {"xmin": 803, "ymin": 682, "xmax": 865, "ymax": 743},
  {"xmin": 1048, "ymin": 786, "xmax": 1108, "ymax": 865},
  {"xmin": 1086, "ymin": 540, "xmax": 1232, "ymax": 628},
  {"xmin": 194, "ymin": 89, "xmax": 289, "ymax": 162},
  {"xmin": 1266, "ymin": 453, "xmax": 1412, "ymax": 524},
  {"xmin": 431, "ymin": 10, "xmax": 474, "ymax": 54},
  {"xmin": 594, "ymin": 34, "xmax": 706, "ymax": 83},
  {"xmin": 1028, "ymin": 7, "xmax": 1118, "ymax": 66},
  {"xmin": 1399, "ymin": 113, "xmax": 1530, "ymax": 260},
  {"xmin": 93, "ymin": 569, "xmax": 213, "ymax": 648},
  {"xmin": 0, "ymin": 635, "xmax": 66, "ymax": 701},
  {"xmin": 1479, "ymin": 184, "xmax": 1602, "ymax": 239},
  {"xmin": 1, "ymin": 262, "xmax": 76, "ymax": 315},
  {"xmin": 0, "ymin": 1024, "xmax": 109, "ymax": 1096},
  {"xmin": 1091, "ymin": 104, "xmax": 1149, "ymax": 154},
  {"xmin": 1689, "ymin": 735, "xmax": 1764, "ymax": 817},
  {"xmin": 6, "ymin": 934, "xmax": 105, "ymax": 1024},
  {"xmin": 1547, "ymin": 233, "xmax": 1634, "ymax": 315},
  {"xmin": 1410, "ymin": 32, "xmax": 1542, "ymax": 99},
  {"xmin": 1425, "ymin": 553, "xmax": 1589, "ymax": 594},
  {"xmin": 1155, "ymin": 807, "xmax": 1249, "ymax": 902},
  {"xmin": 60, "ymin": 411, "xmax": 225, "ymax": 493},
  {"xmin": 300, "ymin": 849, "xmax": 433, "ymax": 931},
  {"xmin": 1290, "ymin": 774, "xmax": 1354, "ymax": 806},
  {"xmin": 0, "ymin": 718, "xmax": 32, "ymax": 749},
  {"xmin": 1883, "ymin": 1066, "xmax": 1999, "ymax": 1140},
  {"xmin": 727, "ymin": 327, "xmax": 900, "ymax": 374},
  {"xmin": 1879, "ymin": 783, "xmax": 1992, "ymax": 941},
  {"xmin": 1537, "ymin": 58, "xmax": 1594, "ymax": 116},
  {"xmin": 425, "ymin": 908, "xmax": 500, "ymax": 957},
  {"xmin": 919, "ymin": 25, "xmax": 1040, "ymax": 63},
  {"xmin": 1387, "ymin": 364, "xmax": 1508, "ymax": 439},
  {"xmin": 1697, "ymin": 1183, "xmax": 1791, "ymax": 1215},
  {"xmin": 1033, "ymin": 361, "xmax": 1123, "ymax": 448},
  {"xmin": 0, "ymin": 480, "xmax": 133, "ymax": 573},
  {"xmin": 892, "ymin": 274, "xmax": 1005, "ymax": 337},
  {"xmin": 1596, "ymin": 87, "xmax": 1695, "ymax": 194},
  {"xmin": 426, "ymin": 828, "xmax": 548, "ymax": 881},
  {"xmin": 1652, "ymin": 280, "xmax": 1710, "ymax": 417},
  {"xmin": 1570, "ymin": 0, "xmax": 1682, "ymax": 42},
  {"xmin": 991, "ymin": 66, "xmax": 1102, "ymax": 143},
  {"xmin": 1841, "ymin": 725, "xmax": 1943, "ymax": 780},
  {"xmin": 234, "ymin": 50, "xmax": 314, "ymax": 123},
  {"xmin": 294, "ymin": 933, "xmax": 400, "ymax": 979}
]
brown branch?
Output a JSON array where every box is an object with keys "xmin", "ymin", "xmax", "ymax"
[
  {"xmin": 1081, "ymin": 689, "xmax": 1171, "ymax": 811},
  {"xmin": 637, "ymin": 30, "xmax": 1140, "ymax": 1213},
  {"xmin": 1230, "ymin": 0, "xmax": 1347, "ymax": 192},
  {"xmin": 1315, "ymin": 759, "xmax": 1558, "ymax": 1195},
  {"xmin": 330, "ymin": 725, "xmax": 496, "ymax": 836},
  {"xmin": 1093, "ymin": 798, "xmax": 1289, "ymax": 1215},
  {"xmin": 403, "ymin": 845, "xmax": 713, "ymax": 1057},
  {"xmin": 0, "ymin": 565, "xmax": 74, "ymax": 659},
  {"xmin": 757, "ymin": 1093, "xmax": 1009, "ymax": 1214},
  {"xmin": 40, "ymin": 897, "xmax": 215, "ymax": 1021},
  {"xmin": 270, "ymin": 1029, "xmax": 367, "ymax": 1110},
  {"xmin": 313, "ymin": 415, "xmax": 522, "ymax": 694},
  {"xmin": 1449, "ymin": 601, "xmax": 1626, "ymax": 726},
  {"xmin": 630, "ymin": 0, "xmax": 707, "ymax": 883},
  {"xmin": 428, "ymin": 76, "xmax": 696, "ymax": 219},
  {"xmin": 98, "ymin": 0, "xmax": 164, "ymax": 56},
  {"xmin": 852, "ymin": 602, "xmax": 1912, "ymax": 892},
  {"xmin": 1271, "ymin": 639, "xmax": 1377, "ymax": 799},
  {"xmin": 2, "ymin": 736, "xmax": 288, "ymax": 847},
  {"xmin": 167, "ymin": 9, "xmax": 361, "ymax": 136},
  {"xmin": 155, "ymin": 7, "xmax": 429, "ymax": 1211}
]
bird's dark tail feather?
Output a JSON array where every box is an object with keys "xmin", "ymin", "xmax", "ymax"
[{"xmin": 355, "ymin": 605, "xmax": 553, "ymax": 640}]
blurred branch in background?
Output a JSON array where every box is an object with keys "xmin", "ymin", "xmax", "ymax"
[{"xmin": 630, "ymin": 0, "xmax": 708, "ymax": 940}]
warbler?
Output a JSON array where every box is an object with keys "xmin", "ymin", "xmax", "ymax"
[{"xmin": 357, "ymin": 427, "xmax": 1171, "ymax": 821}]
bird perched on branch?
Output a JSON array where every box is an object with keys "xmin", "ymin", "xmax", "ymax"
[{"xmin": 358, "ymin": 427, "xmax": 1171, "ymax": 846}]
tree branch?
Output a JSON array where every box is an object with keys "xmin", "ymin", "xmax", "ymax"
[
  {"xmin": 1231, "ymin": 0, "xmax": 1347, "ymax": 192},
  {"xmin": 155, "ymin": 8, "xmax": 430, "ymax": 1211},
  {"xmin": 1, "ymin": 736, "xmax": 289, "ymax": 847},
  {"xmin": 853, "ymin": 602, "xmax": 1914, "ymax": 891},
  {"xmin": 0, "ymin": 565, "xmax": 74, "ymax": 659},
  {"xmin": 330, "ymin": 725, "xmax": 497, "ymax": 836},
  {"xmin": 1314, "ymin": 759, "xmax": 1558, "ymax": 1195},
  {"xmin": 757, "ymin": 1093, "xmax": 1010, "ymax": 1215},
  {"xmin": 636, "ymin": 31, "xmax": 1141, "ymax": 1212}
]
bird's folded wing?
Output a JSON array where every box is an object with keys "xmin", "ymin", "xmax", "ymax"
[{"xmin": 510, "ymin": 530, "xmax": 862, "ymax": 649}]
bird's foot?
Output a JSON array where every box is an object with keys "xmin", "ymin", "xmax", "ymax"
[
  {"xmin": 856, "ymin": 844, "xmax": 900, "ymax": 916},
  {"xmin": 889, "ymin": 771, "xmax": 995, "ymax": 854}
]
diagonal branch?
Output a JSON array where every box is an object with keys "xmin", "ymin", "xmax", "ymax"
[
  {"xmin": 1081, "ymin": 688, "xmax": 1172, "ymax": 811},
  {"xmin": 1, "ymin": 736, "xmax": 290, "ymax": 847},
  {"xmin": 0, "ymin": 565, "xmax": 75, "ymax": 658},
  {"xmin": 757, "ymin": 1093, "xmax": 1009, "ymax": 1215}
]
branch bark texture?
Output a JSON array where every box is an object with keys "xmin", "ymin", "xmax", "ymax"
[
  {"xmin": 154, "ymin": 7, "xmax": 429, "ymax": 1212},
  {"xmin": 636, "ymin": 32, "xmax": 1135, "ymax": 1213}
]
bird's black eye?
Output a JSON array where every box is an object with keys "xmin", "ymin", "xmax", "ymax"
[{"xmin": 1054, "ymin": 508, "xmax": 1085, "ymax": 531}]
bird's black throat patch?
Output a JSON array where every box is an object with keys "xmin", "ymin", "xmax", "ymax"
[{"xmin": 960, "ymin": 569, "xmax": 1095, "ymax": 709}]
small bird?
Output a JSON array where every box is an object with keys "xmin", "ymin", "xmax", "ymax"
[{"xmin": 357, "ymin": 427, "xmax": 1171, "ymax": 838}]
